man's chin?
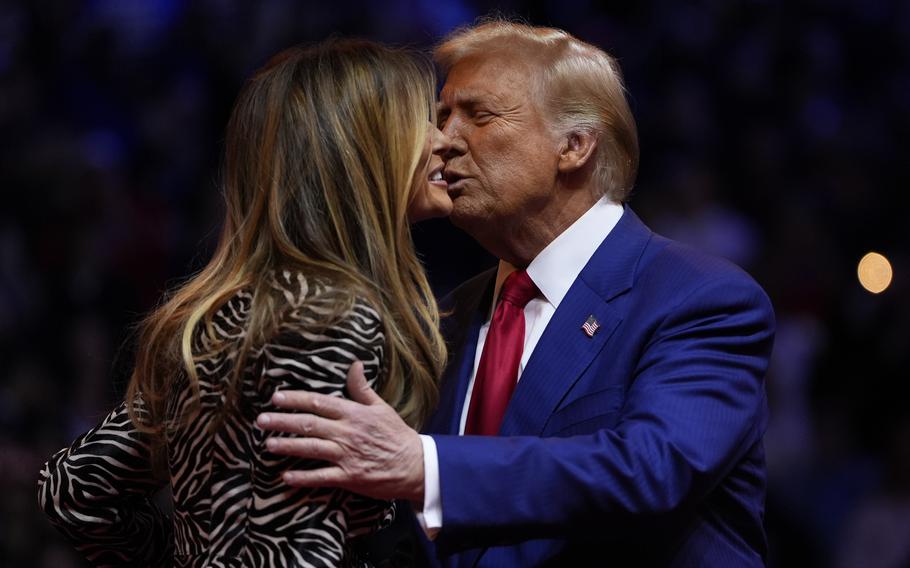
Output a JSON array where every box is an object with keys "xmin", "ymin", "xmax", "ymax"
[
  {"xmin": 447, "ymin": 203, "xmax": 472, "ymax": 228},
  {"xmin": 448, "ymin": 203, "xmax": 488, "ymax": 236}
]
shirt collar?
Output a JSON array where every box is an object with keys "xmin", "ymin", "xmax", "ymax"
[{"xmin": 493, "ymin": 197, "xmax": 624, "ymax": 310}]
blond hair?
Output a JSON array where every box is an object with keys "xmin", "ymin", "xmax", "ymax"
[
  {"xmin": 126, "ymin": 39, "xmax": 446, "ymax": 475},
  {"xmin": 435, "ymin": 19, "xmax": 639, "ymax": 201}
]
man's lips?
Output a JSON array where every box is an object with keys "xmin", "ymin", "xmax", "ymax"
[{"xmin": 443, "ymin": 169, "xmax": 469, "ymax": 194}]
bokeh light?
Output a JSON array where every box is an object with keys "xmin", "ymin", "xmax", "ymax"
[{"xmin": 857, "ymin": 252, "xmax": 893, "ymax": 294}]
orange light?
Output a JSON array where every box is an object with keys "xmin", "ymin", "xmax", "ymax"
[{"xmin": 857, "ymin": 252, "xmax": 893, "ymax": 294}]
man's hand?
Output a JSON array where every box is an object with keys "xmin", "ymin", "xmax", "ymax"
[{"xmin": 256, "ymin": 361, "xmax": 426, "ymax": 504}]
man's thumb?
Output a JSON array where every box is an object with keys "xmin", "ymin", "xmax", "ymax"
[{"xmin": 347, "ymin": 360, "xmax": 380, "ymax": 404}]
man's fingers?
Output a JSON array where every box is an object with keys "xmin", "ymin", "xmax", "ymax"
[
  {"xmin": 257, "ymin": 412, "xmax": 343, "ymax": 439},
  {"xmin": 346, "ymin": 360, "xmax": 382, "ymax": 405},
  {"xmin": 269, "ymin": 390, "xmax": 347, "ymax": 418},
  {"xmin": 265, "ymin": 437, "xmax": 343, "ymax": 462},
  {"xmin": 282, "ymin": 467, "xmax": 349, "ymax": 489}
]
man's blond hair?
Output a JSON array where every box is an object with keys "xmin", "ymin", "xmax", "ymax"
[{"xmin": 435, "ymin": 19, "xmax": 639, "ymax": 202}]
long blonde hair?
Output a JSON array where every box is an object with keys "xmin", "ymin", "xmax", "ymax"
[{"xmin": 126, "ymin": 39, "xmax": 446, "ymax": 472}]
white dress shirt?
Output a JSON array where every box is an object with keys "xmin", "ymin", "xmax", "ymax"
[{"xmin": 416, "ymin": 197, "xmax": 625, "ymax": 534}]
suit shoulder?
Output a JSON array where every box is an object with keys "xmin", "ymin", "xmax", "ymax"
[{"xmin": 640, "ymin": 234, "xmax": 771, "ymax": 309}]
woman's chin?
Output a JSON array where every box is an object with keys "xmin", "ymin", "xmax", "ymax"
[
  {"xmin": 409, "ymin": 202, "xmax": 453, "ymax": 223},
  {"xmin": 435, "ymin": 201, "xmax": 454, "ymax": 220},
  {"xmin": 428, "ymin": 192, "xmax": 455, "ymax": 220},
  {"xmin": 408, "ymin": 187, "xmax": 453, "ymax": 223}
]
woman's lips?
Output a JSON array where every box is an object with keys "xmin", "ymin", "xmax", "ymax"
[{"xmin": 428, "ymin": 164, "xmax": 448, "ymax": 188}]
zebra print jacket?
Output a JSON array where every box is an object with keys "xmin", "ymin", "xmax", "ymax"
[{"xmin": 37, "ymin": 270, "xmax": 394, "ymax": 567}]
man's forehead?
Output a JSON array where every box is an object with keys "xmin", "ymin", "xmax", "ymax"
[{"xmin": 438, "ymin": 55, "xmax": 530, "ymax": 105}]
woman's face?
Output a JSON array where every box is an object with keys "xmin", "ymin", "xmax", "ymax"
[{"xmin": 407, "ymin": 123, "xmax": 454, "ymax": 223}]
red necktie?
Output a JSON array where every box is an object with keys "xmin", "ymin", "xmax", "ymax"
[{"xmin": 465, "ymin": 270, "xmax": 539, "ymax": 435}]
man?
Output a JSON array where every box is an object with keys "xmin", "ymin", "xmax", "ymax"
[{"xmin": 257, "ymin": 21, "xmax": 774, "ymax": 566}]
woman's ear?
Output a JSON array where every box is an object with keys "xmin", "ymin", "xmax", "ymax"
[{"xmin": 557, "ymin": 130, "xmax": 598, "ymax": 174}]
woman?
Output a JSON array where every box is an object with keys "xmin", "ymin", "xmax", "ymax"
[{"xmin": 37, "ymin": 39, "xmax": 452, "ymax": 567}]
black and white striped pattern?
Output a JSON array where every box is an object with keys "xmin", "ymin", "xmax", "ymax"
[{"xmin": 38, "ymin": 270, "xmax": 393, "ymax": 567}]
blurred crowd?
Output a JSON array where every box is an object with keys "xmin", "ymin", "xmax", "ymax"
[{"xmin": 1, "ymin": 0, "xmax": 908, "ymax": 566}]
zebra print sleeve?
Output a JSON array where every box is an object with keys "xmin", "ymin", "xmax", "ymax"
[
  {"xmin": 37, "ymin": 398, "xmax": 174, "ymax": 567},
  {"xmin": 255, "ymin": 296, "xmax": 395, "ymax": 542}
]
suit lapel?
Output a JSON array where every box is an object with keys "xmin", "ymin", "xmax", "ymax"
[
  {"xmin": 499, "ymin": 207, "xmax": 652, "ymax": 436},
  {"xmin": 425, "ymin": 270, "xmax": 496, "ymax": 436},
  {"xmin": 499, "ymin": 284, "xmax": 620, "ymax": 435}
]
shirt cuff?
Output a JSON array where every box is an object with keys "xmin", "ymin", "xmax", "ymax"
[{"xmin": 414, "ymin": 434, "xmax": 442, "ymax": 538}]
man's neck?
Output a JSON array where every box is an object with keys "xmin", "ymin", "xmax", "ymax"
[{"xmin": 498, "ymin": 191, "xmax": 600, "ymax": 266}]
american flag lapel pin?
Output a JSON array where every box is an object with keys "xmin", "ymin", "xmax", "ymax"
[{"xmin": 581, "ymin": 315, "xmax": 601, "ymax": 337}]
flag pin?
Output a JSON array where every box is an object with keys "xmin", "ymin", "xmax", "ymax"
[{"xmin": 581, "ymin": 315, "xmax": 600, "ymax": 337}]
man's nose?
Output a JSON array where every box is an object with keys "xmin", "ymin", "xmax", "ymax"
[
  {"xmin": 436, "ymin": 121, "xmax": 466, "ymax": 159},
  {"xmin": 431, "ymin": 128, "xmax": 453, "ymax": 155}
]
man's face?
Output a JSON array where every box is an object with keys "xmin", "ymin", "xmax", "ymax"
[{"xmin": 438, "ymin": 53, "xmax": 560, "ymax": 252}]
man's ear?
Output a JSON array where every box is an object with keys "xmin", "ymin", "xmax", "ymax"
[{"xmin": 557, "ymin": 130, "xmax": 598, "ymax": 174}]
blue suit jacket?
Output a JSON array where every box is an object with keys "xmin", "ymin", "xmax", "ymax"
[{"xmin": 422, "ymin": 208, "xmax": 775, "ymax": 567}]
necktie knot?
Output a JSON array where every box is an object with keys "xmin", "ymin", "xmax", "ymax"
[{"xmin": 499, "ymin": 270, "xmax": 539, "ymax": 308}]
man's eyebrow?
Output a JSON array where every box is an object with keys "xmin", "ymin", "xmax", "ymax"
[{"xmin": 439, "ymin": 88, "xmax": 500, "ymax": 108}]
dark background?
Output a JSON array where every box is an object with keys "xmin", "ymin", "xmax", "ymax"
[{"xmin": 2, "ymin": 0, "xmax": 909, "ymax": 566}]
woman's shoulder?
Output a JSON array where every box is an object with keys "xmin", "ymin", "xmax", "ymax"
[
  {"xmin": 197, "ymin": 269, "xmax": 384, "ymax": 357},
  {"xmin": 267, "ymin": 268, "xmax": 384, "ymax": 338},
  {"xmin": 262, "ymin": 269, "xmax": 387, "ymax": 378}
]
